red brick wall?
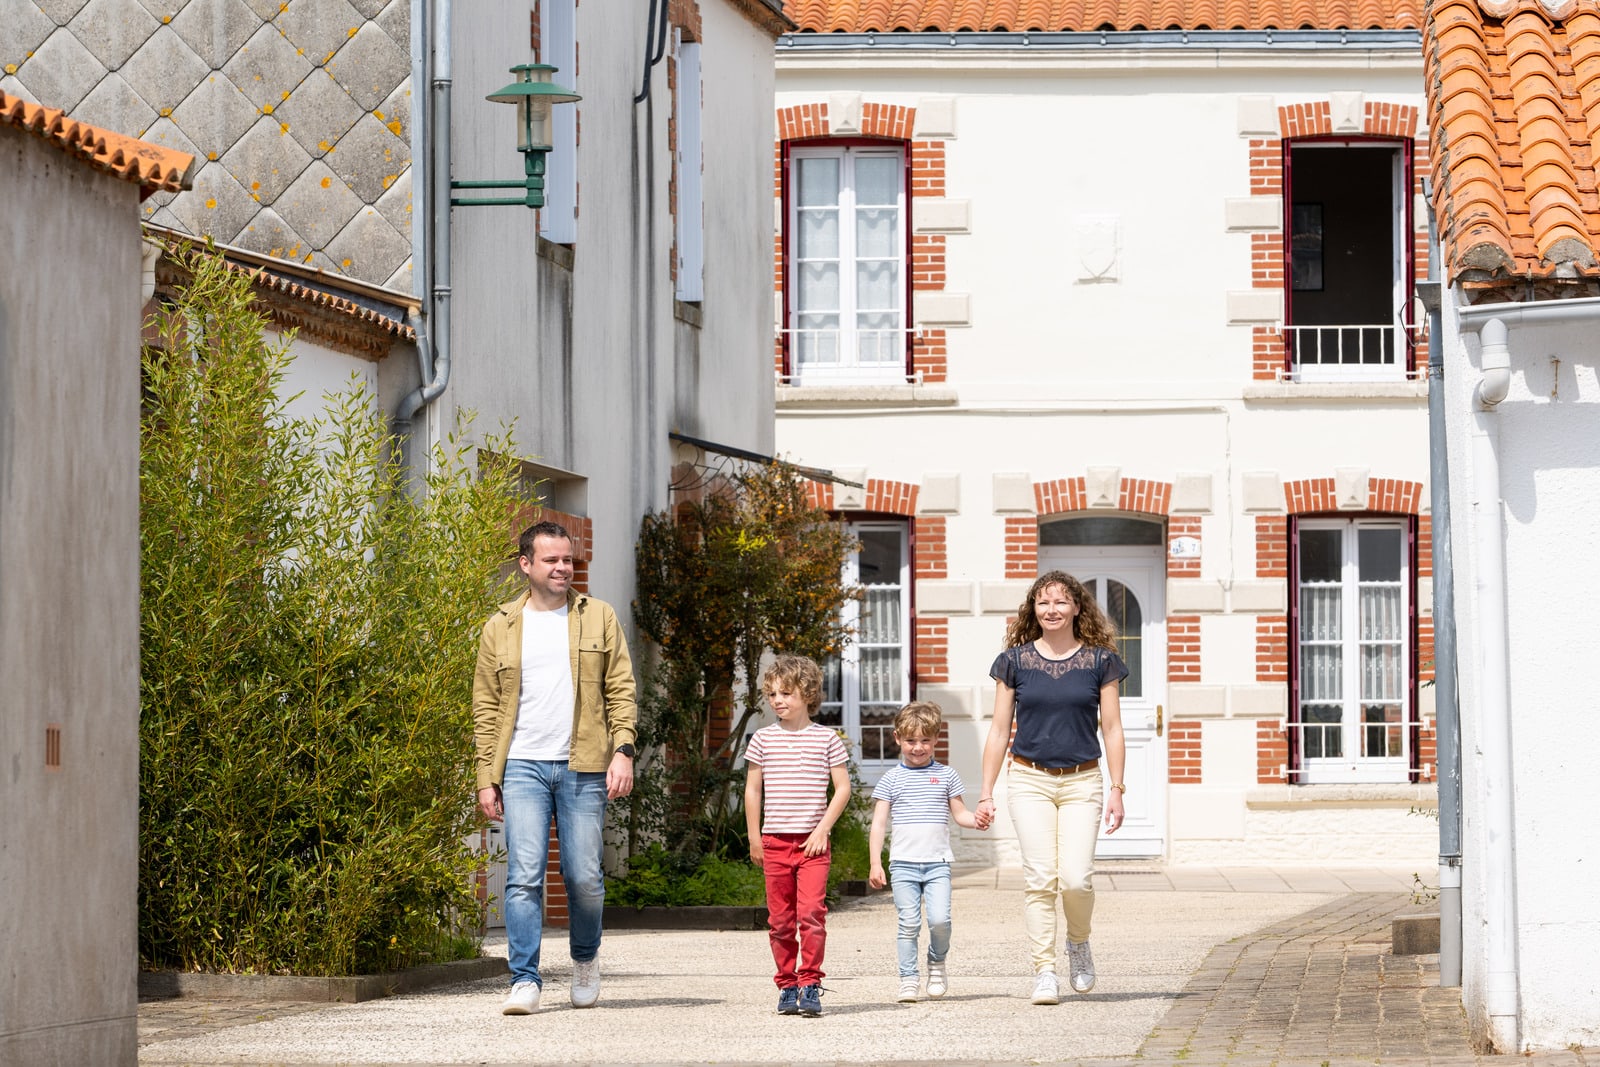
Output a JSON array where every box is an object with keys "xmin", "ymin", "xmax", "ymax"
[
  {"xmin": 1168, "ymin": 613, "xmax": 1201, "ymax": 681},
  {"xmin": 1003, "ymin": 517, "xmax": 1038, "ymax": 579},
  {"xmin": 914, "ymin": 512, "xmax": 948, "ymax": 686},
  {"xmin": 1257, "ymin": 719, "xmax": 1288, "ymax": 784},
  {"xmin": 1169, "ymin": 720, "xmax": 1202, "ymax": 783},
  {"xmin": 1167, "ymin": 515, "xmax": 1203, "ymax": 579}
]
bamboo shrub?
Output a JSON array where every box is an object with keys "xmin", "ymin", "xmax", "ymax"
[{"xmin": 139, "ymin": 248, "xmax": 524, "ymax": 975}]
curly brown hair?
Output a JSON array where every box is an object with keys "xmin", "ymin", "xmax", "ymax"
[
  {"xmin": 761, "ymin": 654, "xmax": 824, "ymax": 714},
  {"xmin": 1003, "ymin": 570, "xmax": 1118, "ymax": 651}
]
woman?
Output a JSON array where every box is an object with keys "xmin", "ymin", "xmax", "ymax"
[{"xmin": 974, "ymin": 570, "xmax": 1127, "ymax": 1006}]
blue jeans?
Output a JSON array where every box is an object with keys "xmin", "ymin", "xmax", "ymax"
[
  {"xmin": 889, "ymin": 860, "xmax": 952, "ymax": 978},
  {"xmin": 501, "ymin": 759, "xmax": 607, "ymax": 988}
]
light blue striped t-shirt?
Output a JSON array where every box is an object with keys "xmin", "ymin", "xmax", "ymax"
[{"xmin": 872, "ymin": 760, "xmax": 964, "ymax": 862}]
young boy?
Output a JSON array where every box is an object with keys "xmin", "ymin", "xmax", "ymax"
[
  {"xmin": 744, "ymin": 654, "xmax": 852, "ymax": 1017},
  {"xmin": 867, "ymin": 701, "xmax": 980, "ymax": 1003}
]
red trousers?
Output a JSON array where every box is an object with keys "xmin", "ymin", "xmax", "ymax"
[{"xmin": 761, "ymin": 833, "xmax": 830, "ymax": 988}]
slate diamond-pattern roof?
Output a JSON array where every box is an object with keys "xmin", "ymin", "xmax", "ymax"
[
  {"xmin": 781, "ymin": 0, "xmax": 1421, "ymax": 31},
  {"xmin": 1, "ymin": 0, "xmax": 413, "ymax": 288},
  {"xmin": 1425, "ymin": 0, "xmax": 1600, "ymax": 284}
]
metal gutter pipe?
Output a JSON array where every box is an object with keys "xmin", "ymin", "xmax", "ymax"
[
  {"xmin": 396, "ymin": 0, "xmax": 452, "ymax": 463},
  {"xmin": 1466, "ymin": 313, "xmax": 1518, "ymax": 1050},
  {"xmin": 1419, "ymin": 192, "xmax": 1462, "ymax": 988}
]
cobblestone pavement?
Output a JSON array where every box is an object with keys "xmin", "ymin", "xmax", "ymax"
[
  {"xmin": 137, "ymin": 868, "xmax": 1595, "ymax": 1066},
  {"xmin": 1097, "ymin": 891, "xmax": 1592, "ymax": 1067}
]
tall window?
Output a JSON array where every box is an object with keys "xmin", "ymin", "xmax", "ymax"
[
  {"xmin": 1293, "ymin": 518, "xmax": 1414, "ymax": 783},
  {"xmin": 818, "ymin": 522, "xmax": 908, "ymax": 766},
  {"xmin": 787, "ymin": 144, "xmax": 906, "ymax": 383},
  {"xmin": 1285, "ymin": 140, "xmax": 1413, "ymax": 381}
]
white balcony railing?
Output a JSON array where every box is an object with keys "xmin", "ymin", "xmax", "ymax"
[{"xmin": 1285, "ymin": 323, "xmax": 1409, "ymax": 381}]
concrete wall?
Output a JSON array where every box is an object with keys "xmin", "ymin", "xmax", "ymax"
[
  {"xmin": 775, "ymin": 47, "xmax": 1436, "ymax": 866},
  {"xmin": 1440, "ymin": 299, "xmax": 1600, "ymax": 1051},
  {"xmin": 0, "ymin": 130, "xmax": 141, "ymax": 1065}
]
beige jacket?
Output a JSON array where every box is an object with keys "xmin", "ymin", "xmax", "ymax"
[{"xmin": 471, "ymin": 588, "xmax": 637, "ymax": 790}]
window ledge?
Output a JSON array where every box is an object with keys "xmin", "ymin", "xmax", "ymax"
[
  {"xmin": 1243, "ymin": 381, "xmax": 1428, "ymax": 402},
  {"xmin": 776, "ymin": 383, "xmax": 960, "ymax": 409},
  {"xmin": 1246, "ymin": 783, "xmax": 1437, "ymax": 810}
]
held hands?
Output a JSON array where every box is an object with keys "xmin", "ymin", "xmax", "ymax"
[
  {"xmin": 973, "ymin": 797, "xmax": 996, "ymax": 831},
  {"xmin": 868, "ymin": 862, "xmax": 887, "ymax": 890}
]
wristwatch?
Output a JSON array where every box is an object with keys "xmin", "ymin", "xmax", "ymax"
[
  {"xmin": 615, "ymin": 743, "xmax": 636, "ymax": 759},
  {"xmin": 1110, "ymin": 782, "xmax": 1127, "ymax": 794}
]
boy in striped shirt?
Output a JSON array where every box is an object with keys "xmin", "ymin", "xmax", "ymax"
[
  {"xmin": 744, "ymin": 654, "xmax": 852, "ymax": 1017},
  {"xmin": 867, "ymin": 701, "xmax": 981, "ymax": 1003}
]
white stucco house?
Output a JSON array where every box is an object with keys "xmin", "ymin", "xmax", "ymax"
[
  {"xmin": 1425, "ymin": 0, "xmax": 1600, "ymax": 1051},
  {"xmin": 772, "ymin": 0, "xmax": 1441, "ymax": 866}
]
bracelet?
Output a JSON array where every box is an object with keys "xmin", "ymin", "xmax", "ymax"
[{"xmin": 979, "ymin": 796, "xmax": 993, "ymax": 803}]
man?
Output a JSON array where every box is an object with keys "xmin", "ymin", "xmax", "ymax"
[{"xmin": 473, "ymin": 520, "xmax": 637, "ymax": 1015}]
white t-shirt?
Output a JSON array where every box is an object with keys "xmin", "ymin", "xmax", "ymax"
[{"xmin": 506, "ymin": 604, "xmax": 574, "ymax": 761}]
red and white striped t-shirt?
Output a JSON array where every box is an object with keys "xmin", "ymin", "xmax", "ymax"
[{"xmin": 745, "ymin": 722, "xmax": 850, "ymax": 834}]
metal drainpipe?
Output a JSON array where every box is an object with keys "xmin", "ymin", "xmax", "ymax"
[
  {"xmin": 395, "ymin": 0, "xmax": 452, "ymax": 467},
  {"xmin": 1467, "ymin": 314, "xmax": 1517, "ymax": 1051},
  {"xmin": 1419, "ymin": 191, "xmax": 1462, "ymax": 987}
]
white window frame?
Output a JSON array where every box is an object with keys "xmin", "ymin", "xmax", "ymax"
[
  {"xmin": 1285, "ymin": 140, "xmax": 1412, "ymax": 384},
  {"xmin": 786, "ymin": 144, "xmax": 907, "ymax": 384},
  {"xmin": 819, "ymin": 521, "xmax": 909, "ymax": 775},
  {"xmin": 538, "ymin": 0, "xmax": 577, "ymax": 245},
  {"xmin": 1294, "ymin": 517, "xmax": 1413, "ymax": 784}
]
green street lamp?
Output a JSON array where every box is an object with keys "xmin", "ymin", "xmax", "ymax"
[{"xmin": 451, "ymin": 64, "xmax": 580, "ymax": 209}]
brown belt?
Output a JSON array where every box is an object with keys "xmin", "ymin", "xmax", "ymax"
[{"xmin": 1010, "ymin": 753, "xmax": 1099, "ymax": 777}]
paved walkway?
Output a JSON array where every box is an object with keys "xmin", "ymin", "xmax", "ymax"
[{"xmin": 137, "ymin": 867, "xmax": 1593, "ymax": 1065}]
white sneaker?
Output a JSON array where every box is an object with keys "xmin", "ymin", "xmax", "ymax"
[
  {"xmin": 897, "ymin": 976, "xmax": 920, "ymax": 1003},
  {"xmin": 926, "ymin": 958, "xmax": 947, "ymax": 998},
  {"xmin": 570, "ymin": 957, "xmax": 600, "ymax": 1008},
  {"xmin": 1067, "ymin": 940, "xmax": 1097, "ymax": 993},
  {"xmin": 502, "ymin": 981, "xmax": 541, "ymax": 1015},
  {"xmin": 1031, "ymin": 970, "xmax": 1060, "ymax": 1005}
]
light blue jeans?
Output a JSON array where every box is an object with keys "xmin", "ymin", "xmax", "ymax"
[
  {"xmin": 889, "ymin": 860, "xmax": 952, "ymax": 978},
  {"xmin": 501, "ymin": 759, "xmax": 607, "ymax": 988}
]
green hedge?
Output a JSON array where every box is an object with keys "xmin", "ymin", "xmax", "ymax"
[{"xmin": 139, "ymin": 248, "xmax": 523, "ymax": 975}]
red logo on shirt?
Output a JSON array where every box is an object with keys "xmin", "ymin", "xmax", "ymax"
[{"xmin": 929, "ymin": 776, "xmax": 941, "ymax": 785}]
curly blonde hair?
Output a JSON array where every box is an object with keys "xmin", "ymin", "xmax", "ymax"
[
  {"xmin": 1003, "ymin": 570, "xmax": 1117, "ymax": 651},
  {"xmin": 761, "ymin": 654, "xmax": 824, "ymax": 714}
]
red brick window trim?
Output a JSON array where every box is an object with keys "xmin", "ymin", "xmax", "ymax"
[
  {"xmin": 1249, "ymin": 101, "xmax": 1430, "ymax": 381},
  {"xmin": 774, "ymin": 102, "xmax": 949, "ymax": 385}
]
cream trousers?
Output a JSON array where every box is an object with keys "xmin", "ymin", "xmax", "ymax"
[{"xmin": 1005, "ymin": 761, "xmax": 1103, "ymax": 974}]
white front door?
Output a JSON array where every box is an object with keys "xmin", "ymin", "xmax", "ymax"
[{"xmin": 1039, "ymin": 546, "xmax": 1168, "ymax": 859}]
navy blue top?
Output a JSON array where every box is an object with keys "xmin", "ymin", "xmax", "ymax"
[{"xmin": 989, "ymin": 644, "xmax": 1129, "ymax": 767}]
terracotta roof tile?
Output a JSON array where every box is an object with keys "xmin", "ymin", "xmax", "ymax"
[
  {"xmin": 1427, "ymin": 0, "xmax": 1600, "ymax": 284},
  {"xmin": 783, "ymin": 0, "xmax": 1419, "ymax": 28},
  {"xmin": 0, "ymin": 91, "xmax": 196, "ymax": 199}
]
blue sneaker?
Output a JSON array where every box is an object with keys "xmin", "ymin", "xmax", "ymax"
[
  {"xmin": 797, "ymin": 983, "xmax": 822, "ymax": 1017},
  {"xmin": 777, "ymin": 986, "xmax": 800, "ymax": 1015}
]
